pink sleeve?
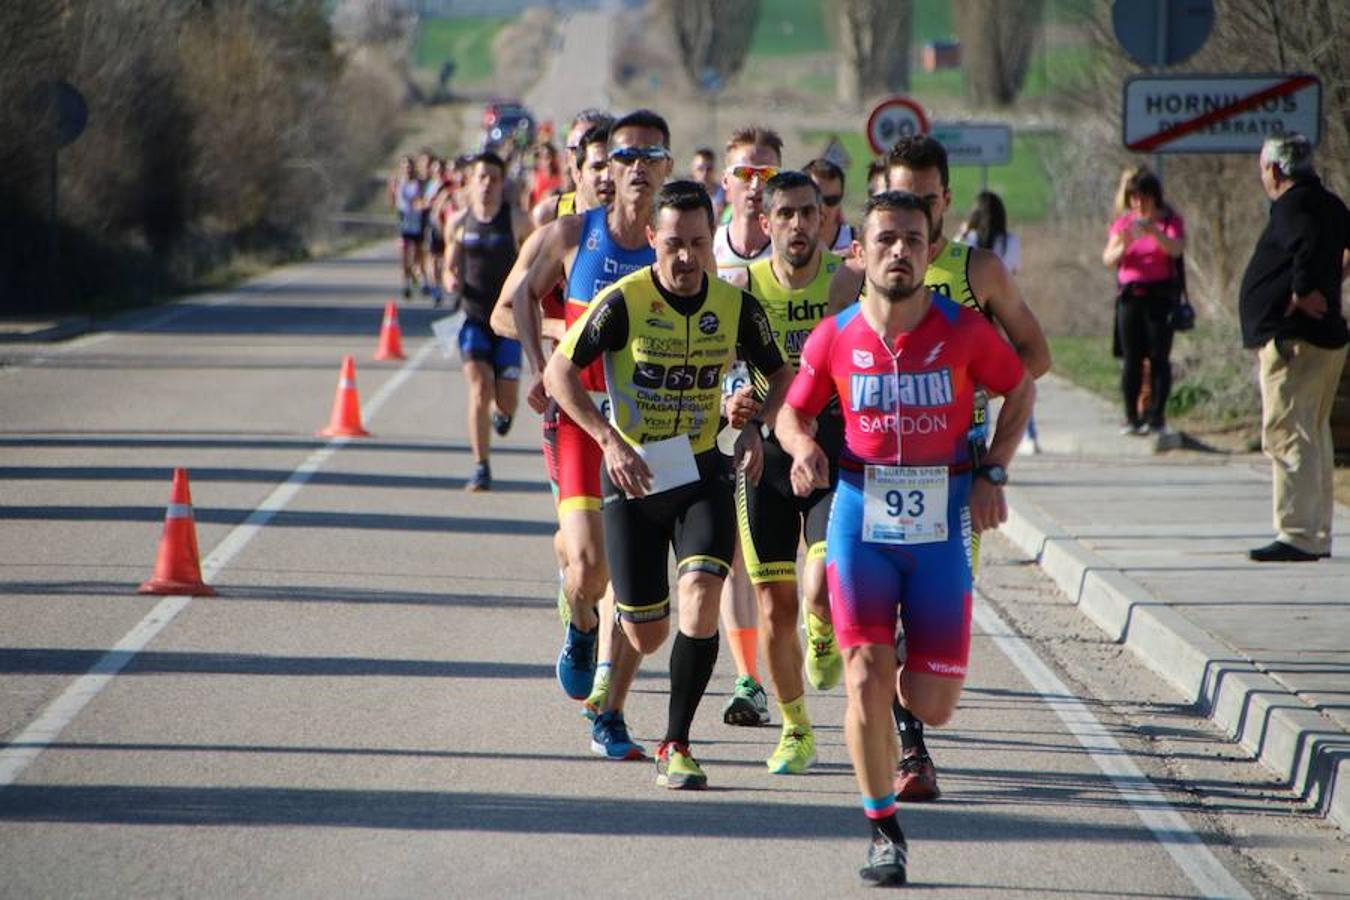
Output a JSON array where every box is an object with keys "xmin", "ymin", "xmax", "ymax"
[
  {"xmin": 786, "ymin": 318, "xmax": 838, "ymax": 417},
  {"xmin": 1163, "ymin": 213, "xmax": 1185, "ymax": 240},
  {"xmin": 1108, "ymin": 213, "xmax": 1131, "ymax": 237},
  {"xmin": 966, "ymin": 314, "xmax": 1025, "ymax": 397}
]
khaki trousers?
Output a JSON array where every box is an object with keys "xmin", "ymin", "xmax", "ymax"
[{"xmin": 1258, "ymin": 338, "xmax": 1348, "ymax": 554}]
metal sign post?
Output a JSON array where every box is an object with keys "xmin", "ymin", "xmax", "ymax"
[{"xmin": 34, "ymin": 81, "xmax": 88, "ymax": 309}]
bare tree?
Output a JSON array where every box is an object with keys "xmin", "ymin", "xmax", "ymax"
[
  {"xmin": 662, "ymin": 0, "xmax": 760, "ymax": 94},
  {"xmin": 831, "ymin": 0, "xmax": 912, "ymax": 108},
  {"xmin": 952, "ymin": 0, "xmax": 1043, "ymax": 106}
]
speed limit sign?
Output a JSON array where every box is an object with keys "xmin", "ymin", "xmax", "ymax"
[{"xmin": 866, "ymin": 96, "xmax": 930, "ymax": 155}]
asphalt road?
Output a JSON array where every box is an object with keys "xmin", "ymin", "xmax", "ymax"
[{"xmin": 0, "ymin": 243, "xmax": 1313, "ymax": 898}]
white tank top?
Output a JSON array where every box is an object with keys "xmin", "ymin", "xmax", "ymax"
[{"xmin": 713, "ymin": 223, "xmax": 771, "ymax": 287}]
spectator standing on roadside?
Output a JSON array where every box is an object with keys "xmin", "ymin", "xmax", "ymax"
[
  {"xmin": 957, "ymin": 191, "xmax": 1021, "ymax": 275},
  {"xmin": 1102, "ymin": 169, "xmax": 1185, "ymax": 436},
  {"xmin": 1240, "ymin": 134, "xmax": 1349, "ymax": 563}
]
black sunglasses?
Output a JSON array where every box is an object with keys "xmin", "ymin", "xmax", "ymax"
[{"xmin": 821, "ymin": 194, "xmax": 844, "ymax": 208}]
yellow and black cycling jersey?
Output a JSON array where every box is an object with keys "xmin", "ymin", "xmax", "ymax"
[
  {"xmin": 558, "ymin": 266, "xmax": 784, "ymax": 456},
  {"xmin": 746, "ymin": 250, "xmax": 843, "ymax": 372},
  {"xmin": 925, "ymin": 240, "xmax": 986, "ymax": 320}
]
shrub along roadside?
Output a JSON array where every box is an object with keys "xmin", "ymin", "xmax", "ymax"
[
  {"xmin": 1048, "ymin": 328, "xmax": 1261, "ymax": 433},
  {"xmin": 0, "ymin": 0, "xmax": 403, "ymax": 315}
]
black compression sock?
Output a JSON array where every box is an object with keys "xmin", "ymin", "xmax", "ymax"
[
  {"xmin": 896, "ymin": 703, "xmax": 927, "ymax": 756},
  {"xmin": 870, "ymin": 814, "xmax": 906, "ymax": 845},
  {"xmin": 666, "ymin": 631, "xmax": 719, "ymax": 744}
]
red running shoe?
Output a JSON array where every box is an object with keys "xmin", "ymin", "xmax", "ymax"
[{"xmin": 893, "ymin": 751, "xmax": 941, "ymax": 802}]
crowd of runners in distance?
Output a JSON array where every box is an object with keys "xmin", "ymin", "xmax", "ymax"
[{"xmin": 387, "ymin": 106, "xmax": 1050, "ymax": 888}]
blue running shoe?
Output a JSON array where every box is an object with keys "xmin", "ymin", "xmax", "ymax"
[
  {"xmin": 556, "ymin": 624, "xmax": 597, "ymax": 699},
  {"xmin": 590, "ymin": 710, "xmax": 646, "ymax": 761}
]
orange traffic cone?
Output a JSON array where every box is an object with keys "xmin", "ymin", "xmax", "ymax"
[
  {"xmin": 318, "ymin": 355, "xmax": 371, "ymax": 437},
  {"xmin": 373, "ymin": 301, "xmax": 405, "ymax": 361},
  {"xmin": 139, "ymin": 468, "xmax": 216, "ymax": 596}
]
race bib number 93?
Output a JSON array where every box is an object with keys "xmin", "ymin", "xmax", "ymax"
[{"xmin": 862, "ymin": 465, "xmax": 948, "ymax": 545}]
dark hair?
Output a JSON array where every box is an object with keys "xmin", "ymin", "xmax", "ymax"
[
  {"xmin": 694, "ymin": 146, "xmax": 716, "ymax": 163},
  {"xmin": 653, "ymin": 179, "xmax": 715, "ymax": 231},
  {"xmin": 966, "ymin": 191, "xmax": 1008, "ymax": 252},
  {"xmin": 571, "ymin": 107, "xmax": 610, "ymax": 129},
  {"xmin": 574, "ymin": 122, "xmax": 611, "ymax": 168},
  {"xmin": 803, "ymin": 157, "xmax": 846, "ymax": 190},
  {"xmin": 610, "ymin": 109, "xmax": 671, "ymax": 148},
  {"xmin": 1125, "ymin": 170, "xmax": 1165, "ymax": 209},
  {"xmin": 468, "ymin": 151, "xmax": 506, "ymax": 173},
  {"xmin": 764, "ymin": 170, "xmax": 820, "ymax": 209},
  {"xmin": 866, "ymin": 159, "xmax": 887, "ymax": 197},
  {"xmin": 886, "ymin": 135, "xmax": 950, "ymax": 190},
  {"xmin": 862, "ymin": 190, "xmax": 935, "ymax": 241}
]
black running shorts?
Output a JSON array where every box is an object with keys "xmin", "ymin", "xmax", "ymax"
[
  {"xmin": 736, "ymin": 411, "xmax": 843, "ymax": 585},
  {"xmin": 603, "ymin": 451, "xmax": 734, "ymax": 624}
]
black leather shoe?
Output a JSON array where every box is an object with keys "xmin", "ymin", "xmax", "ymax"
[{"xmin": 1248, "ymin": 541, "xmax": 1319, "ymax": 562}]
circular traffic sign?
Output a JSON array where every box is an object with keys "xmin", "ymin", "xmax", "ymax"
[
  {"xmin": 866, "ymin": 96, "xmax": 929, "ymax": 156},
  {"xmin": 1111, "ymin": 0, "xmax": 1213, "ymax": 68},
  {"xmin": 33, "ymin": 80, "xmax": 88, "ymax": 149}
]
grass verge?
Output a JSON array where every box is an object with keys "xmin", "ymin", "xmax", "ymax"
[{"xmin": 414, "ymin": 16, "xmax": 508, "ymax": 83}]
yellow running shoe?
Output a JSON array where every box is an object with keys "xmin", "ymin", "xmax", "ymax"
[
  {"xmin": 766, "ymin": 727, "xmax": 817, "ymax": 775},
  {"xmin": 804, "ymin": 613, "xmax": 843, "ymax": 691},
  {"xmin": 656, "ymin": 741, "xmax": 708, "ymax": 790}
]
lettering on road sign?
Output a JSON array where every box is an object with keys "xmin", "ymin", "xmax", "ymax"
[{"xmin": 1123, "ymin": 74, "xmax": 1321, "ymax": 154}]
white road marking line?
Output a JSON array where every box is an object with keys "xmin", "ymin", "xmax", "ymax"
[
  {"xmin": 0, "ymin": 339, "xmax": 436, "ymax": 788},
  {"xmin": 974, "ymin": 590, "xmax": 1252, "ymax": 900}
]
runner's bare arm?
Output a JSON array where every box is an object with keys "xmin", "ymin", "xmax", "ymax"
[
  {"xmin": 512, "ymin": 204, "xmax": 534, "ymax": 249},
  {"xmin": 530, "ymin": 195, "xmax": 559, "ymax": 229},
  {"xmin": 490, "ymin": 224, "xmax": 548, "ymax": 338},
  {"xmin": 970, "ymin": 248, "xmax": 1052, "ymax": 379},
  {"xmin": 514, "ymin": 217, "xmax": 576, "ymax": 374},
  {"xmin": 443, "ymin": 210, "xmax": 467, "ymax": 294},
  {"xmin": 970, "ymin": 370, "xmax": 1035, "ymax": 532},
  {"xmin": 827, "ymin": 257, "xmax": 865, "ymax": 313}
]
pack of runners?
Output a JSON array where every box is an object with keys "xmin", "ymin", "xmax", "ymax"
[{"xmin": 410, "ymin": 109, "xmax": 1049, "ymax": 888}]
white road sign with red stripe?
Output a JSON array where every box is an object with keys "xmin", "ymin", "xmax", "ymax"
[{"xmin": 1123, "ymin": 73, "xmax": 1321, "ymax": 154}]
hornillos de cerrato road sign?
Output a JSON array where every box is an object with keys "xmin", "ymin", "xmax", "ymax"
[
  {"xmin": 1123, "ymin": 73, "xmax": 1322, "ymax": 154},
  {"xmin": 929, "ymin": 123, "xmax": 1011, "ymax": 166}
]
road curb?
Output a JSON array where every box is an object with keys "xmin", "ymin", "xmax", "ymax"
[
  {"xmin": 1001, "ymin": 490, "xmax": 1350, "ymax": 832},
  {"xmin": 0, "ymin": 316, "xmax": 93, "ymax": 343}
]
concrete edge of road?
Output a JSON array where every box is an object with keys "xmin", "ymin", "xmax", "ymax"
[
  {"xmin": 1000, "ymin": 490, "xmax": 1350, "ymax": 834},
  {"xmin": 0, "ymin": 316, "xmax": 94, "ymax": 343}
]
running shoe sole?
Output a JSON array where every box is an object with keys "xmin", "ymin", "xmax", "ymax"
[
  {"xmin": 722, "ymin": 697, "xmax": 769, "ymax": 726},
  {"xmin": 766, "ymin": 750, "xmax": 817, "ymax": 775},
  {"xmin": 590, "ymin": 739, "xmax": 646, "ymax": 761},
  {"xmin": 656, "ymin": 771, "xmax": 708, "ymax": 790}
]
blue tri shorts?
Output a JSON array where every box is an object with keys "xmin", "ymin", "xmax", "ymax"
[
  {"xmin": 458, "ymin": 320, "xmax": 522, "ymax": 381},
  {"xmin": 825, "ymin": 470, "xmax": 973, "ymax": 679}
]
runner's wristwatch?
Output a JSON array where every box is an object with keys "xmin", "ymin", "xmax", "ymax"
[{"xmin": 974, "ymin": 463, "xmax": 1008, "ymax": 486}]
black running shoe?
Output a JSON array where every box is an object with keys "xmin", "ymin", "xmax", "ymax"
[
  {"xmin": 859, "ymin": 833, "xmax": 908, "ymax": 887},
  {"xmin": 491, "ymin": 411, "xmax": 513, "ymax": 437}
]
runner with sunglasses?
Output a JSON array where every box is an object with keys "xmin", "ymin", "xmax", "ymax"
[
  {"xmin": 514, "ymin": 110, "xmax": 672, "ymax": 760},
  {"xmin": 828, "ymin": 135, "xmax": 1051, "ymax": 804},
  {"xmin": 805, "ymin": 158, "xmax": 855, "ymax": 255}
]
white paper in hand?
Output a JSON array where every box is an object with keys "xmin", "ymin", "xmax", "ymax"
[
  {"xmin": 431, "ymin": 312, "xmax": 465, "ymax": 361},
  {"xmin": 635, "ymin": 434, "xmax": 699, "ymax": 496}
]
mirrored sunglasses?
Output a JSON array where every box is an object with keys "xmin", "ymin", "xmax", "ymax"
[{"xmin": 609, "ymin": 145, "xmax": 672, "ymax": 164}]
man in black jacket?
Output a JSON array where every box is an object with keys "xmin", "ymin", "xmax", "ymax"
[{"xmin": 1239, "ymin": 134, "xmax": 1349, "ymax": 562}]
